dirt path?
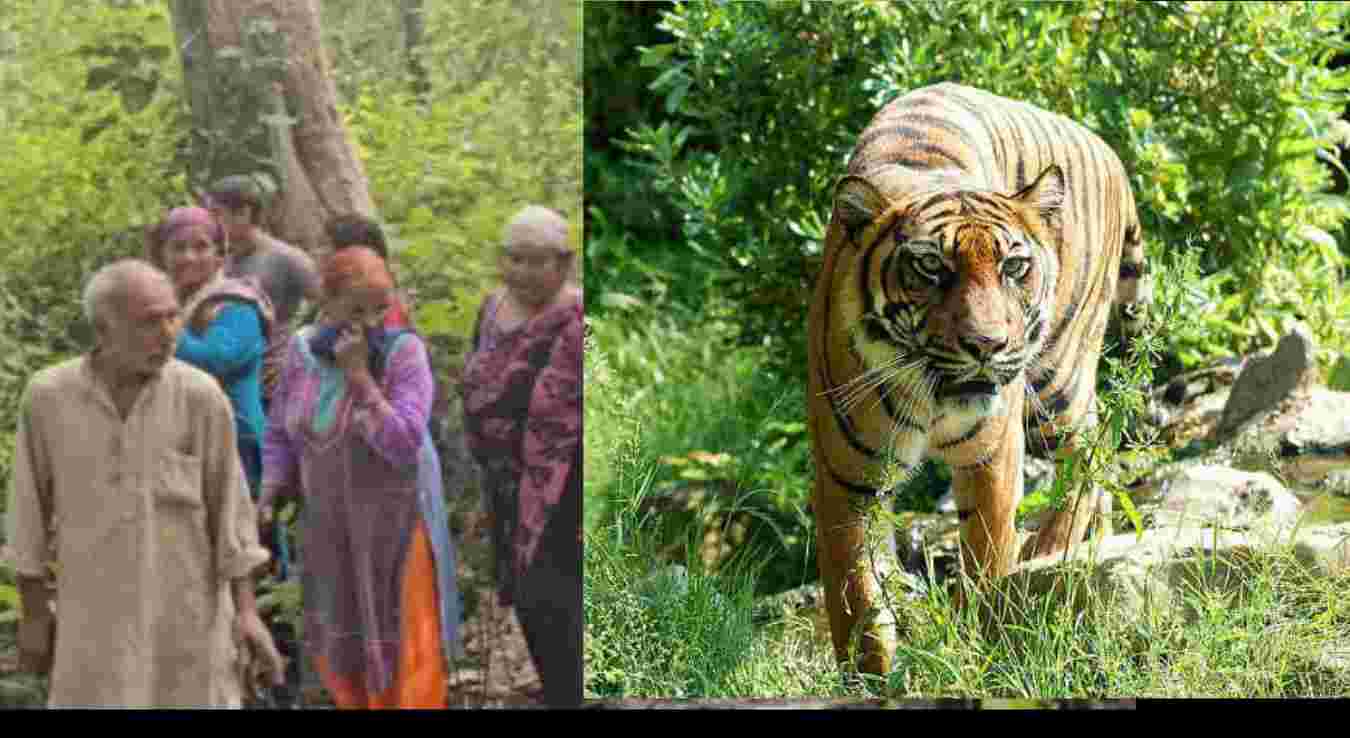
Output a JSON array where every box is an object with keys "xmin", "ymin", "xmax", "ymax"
[{"xmin": 443, "ymin": 518, "xmax": 544, "ymax": 708}]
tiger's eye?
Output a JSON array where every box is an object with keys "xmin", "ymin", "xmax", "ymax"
[
  {"xmin": 1003, "ymin": 257, "xmax": 1031, "ymax": 279},
  {"xmin": 914, "ymin": 253, "xmax": 944, "ymax": 279}
]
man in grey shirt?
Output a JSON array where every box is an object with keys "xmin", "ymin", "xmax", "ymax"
[
  {"xmin": 204, "ymin": 178, "xmax": 319, "ymax": 477},
  {"xmin": 206, "ymin": 175, "xmax": 321, "ymax": 327}
]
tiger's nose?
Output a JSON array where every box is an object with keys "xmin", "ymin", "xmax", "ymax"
[{"xmin": 959, "ymin": 333, "xmax": 1008, "ymax": 361}]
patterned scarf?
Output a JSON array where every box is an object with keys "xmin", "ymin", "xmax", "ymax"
[
  {"xmin": 462, "ymin": 290, "xmax": 583, "ymax": 585},
  {"xmin": 180, "ymin": 272, "xmax": 277, "ymax": 362}
]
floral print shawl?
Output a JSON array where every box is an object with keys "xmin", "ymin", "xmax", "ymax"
[{"xmin": 462, "ymin": 290, "xmax": 583, "ymax": 584}]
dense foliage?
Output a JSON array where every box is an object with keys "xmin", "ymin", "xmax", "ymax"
[
  {"xmin": 0, "ymin": 1, "xmax": 185, "ymax": 515},
  {"xmin": 341, "ymin": 0, "xmax": 582, "ymax": 364},
  {"xmin": 587, "ymin": 0, "xmax": 1350, "ymax": 379}
]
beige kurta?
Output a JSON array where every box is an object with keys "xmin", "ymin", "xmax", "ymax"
[{"xmin": 2, "ymin": 355, "xmax": 269, "ymax": 708}]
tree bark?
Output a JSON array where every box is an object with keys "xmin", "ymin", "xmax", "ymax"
[
  {"xmin": 401, "ymin": 0, "xmax": 429, "ymax": 101},
  {"xmin": 169, "ymin": 0, "xmax": 374, "ymax": 252}
]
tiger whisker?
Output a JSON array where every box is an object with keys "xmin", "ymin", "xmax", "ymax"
[
  {"xmin": 822, "ymin": 348, "xmax": 911, "ymax": 404},
  {"xmin": 863, "ymin": 356, "xmax": 928, "ymax": 419},
  {"xmin": 831, "ymin": 353, "xmax": 916, "ymax": 416},
  {"xmin": 883, "ymin": 366, "xmax": 936, "ymax": 470},
  {"xmin": 1023, "ymin": 356, "xmax": 1058, "ymax": 453}
]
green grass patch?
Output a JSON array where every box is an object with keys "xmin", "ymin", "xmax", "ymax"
[{"xmin": 584, "ymin": 306, "xmax": 1350, "ymax": 699}]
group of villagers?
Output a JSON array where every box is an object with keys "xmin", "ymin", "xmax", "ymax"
[{"xmin": 3, "ymin": 174, "xmax": 583, "ymax": 709}]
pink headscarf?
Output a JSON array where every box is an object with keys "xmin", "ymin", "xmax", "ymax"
[{"xmin": 158, "ymin": 206, "xmax": 224, "ymax": 249}]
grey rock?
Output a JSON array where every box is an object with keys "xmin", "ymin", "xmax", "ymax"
[
  {"xmin": 1024, "ymin": 456, "xmax": 1057, "ymax": 497},
  {"xmin": 935, "ymin": 490, "xmax": 957, "ymax": 513},
  {"xmin": 1148, "ymin": 357, "xmax": 1244, "ymax": 434},
  {"xmin": 636, "ymin": 564, "xmax": 690, "ymax": 603},
  {"xmin": 1218, "ymin": 324, "xmax": 1317, "ymax": 438},
  {"xmin": 895, "ymin": 512, "xmax": 961, "ymax": 584},
  {"xmin": 1286, "ymin": 522, "xmax": 1350, "ymax": 577},
  {"xmin": 1008, "ymin": 522, "xmax": 1350, "ymax": 626},
  {"xmin": 1126, "ymin": 464, "xmax": 1302, "ymax": 534},
  {"xmin": 752, "ymin": 582, "xmax": 824, "ymax": 624},
  {"xmin": 1273, "ymin": 387, "xmax": 1350, "ymax": 487}
]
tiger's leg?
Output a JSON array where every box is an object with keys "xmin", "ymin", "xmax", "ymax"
[
  {"xmin": 812, "ymin": 475, "xmax": 900, "ymax": 677},
  {"xmin": 1021, "ymin": 392, "xmax": 1112, "ymax": 561},
  {"xmin": 949, "ymin": 398, "xmax": 1026, "ymax": 591}
]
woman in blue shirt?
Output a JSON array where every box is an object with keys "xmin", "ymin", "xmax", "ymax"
[
  {"xmin": 147, "ymin": 206, "xmax": 277, "ymax": 533},
  {"xmin": 149, "ymin": 206, "xmax": 304, "ymax": 706}
]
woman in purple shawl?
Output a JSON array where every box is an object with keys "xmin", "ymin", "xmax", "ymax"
[
  {"xmin": 260, "ymin": 247, "xmax": 460, "ymax": 708},
  {"xmin": 462, "ymin": 205, "xmax": 582, "ymax": 707}
]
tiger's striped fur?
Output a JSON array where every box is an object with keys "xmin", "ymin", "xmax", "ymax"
[{"xmin": 806, "ymin": 83, "xmax": 1150, "ymax": 675}]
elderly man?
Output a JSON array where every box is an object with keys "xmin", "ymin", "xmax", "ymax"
[{"xmin": 3, "ymin": 259, "xmax": 285, "ymax": 708}]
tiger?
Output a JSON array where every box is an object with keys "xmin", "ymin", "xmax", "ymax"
[{"xmin": 806, "ymin": 82, "xmax": 1151, "ymax": 676}]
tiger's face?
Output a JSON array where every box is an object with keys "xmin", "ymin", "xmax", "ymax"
[
  {"xmin": 837, "ymin": 165, "xmax": 1065, "ymax": 417},
  {"xmin": 894, "ymin": 208, "xmax": 1055, "ymax": 410}
]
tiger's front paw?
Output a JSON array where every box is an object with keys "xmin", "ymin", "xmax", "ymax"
[
  {"xmin": 1019, "ymin": 513, "xmax": 1074, "ymax": 562},
  {"xmin": 1020, "ymin": 492, "xmax": 1108, "ymax": 562}
]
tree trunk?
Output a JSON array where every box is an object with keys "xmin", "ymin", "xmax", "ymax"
[
  {"xmin": 169, "ymin": 0, "xmax": 374, "ymax": 252},
  {"xmin": 401, "ymin": 0, "xmax": 429, "ymax": 101}
]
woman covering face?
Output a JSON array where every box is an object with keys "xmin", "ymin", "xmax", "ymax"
[
  {"xmin": 461, "ymin": 205, "xmax": 583, "ymax": 707},
  {"xmin": 260, "ymin": 246, "xmax": 461, "ymax": 709}
]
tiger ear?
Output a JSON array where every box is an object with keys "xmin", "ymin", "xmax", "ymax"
[
  {"xmin": 1013, "ymin": 164, "xmax": 1066, "ymax": 228},
  {"xmin": 833, "ymin": 175, "xmax": 889, "ymax": 234}
]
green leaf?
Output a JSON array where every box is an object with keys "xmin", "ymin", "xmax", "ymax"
[
  {"xmin": 1329, "ymin": 356, "xmax": 1350, "ymax": 392},
  {"xmin": 116, "ymin": 76, "xmax": 156, "ymax": 113},
  {"xmin": 86, "ymin": 65, "xmax": 120, "ymax": 91},
  {"xmin": 1114, "ymin": 490, "xmax": 1145, "ymax": 542},
  {"xmin": 665, "ymin": 79, "xmax": 691, "ymax": 115},
  {"xmin": 639, "ymin": 43, "xmax": 677, "ymax": 67},
  {"xmin": 1295, "ymin": 225, "xmax": 1337, "ymax": 251},
  {"xmin": 648, "ymin": 63, "xmax": 688, "ymax": 94},
  {"xmin": 413, "ymin": 300, "xmax": 455, "ymax": 338},
  {"xmin": 0, "ymin": 582, "xmax": 18, "ymax": 611},
  {"xmin": 600, "ymin": 292, "xmax": 645, "ymax": 311}
]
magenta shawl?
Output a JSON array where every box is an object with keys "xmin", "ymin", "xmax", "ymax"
[{"xmin": 462, "ymin": 291, "xmax": 583, "ymax": 583}]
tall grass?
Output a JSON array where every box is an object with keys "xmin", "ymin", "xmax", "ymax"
[
  {"xmin": 583, "ymin": 308, "xmax": 1350, "ymax": 699},
  {"xmin": 583, "ymin": 308, "xmax": 824, "ymax": 697}
]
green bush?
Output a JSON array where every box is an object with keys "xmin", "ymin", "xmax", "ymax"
[
  {"xmin": 585, "ymin": 532, "xmax": 758, "ymax": 699},
  {"xmin": 349, "ymin": 0, "xmax": 582, "ymax": 363},
  {"xmin": 0, "ymin": 1, "xmax": 185, "ymax": 507},
  {"xmin": 585, "ymin": 305, "xmax": 818, "ymax": 597},
  {"xmin": 596, "ymin": 0, "xmax": 1350, "ymax": 380},
  {"xmin": 0, "ymin": 0, "xmax": 581, "ymax": 505},
  {"xmin": 582, "ymin": 1, "xmax": 685, "ymax": 243}
]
